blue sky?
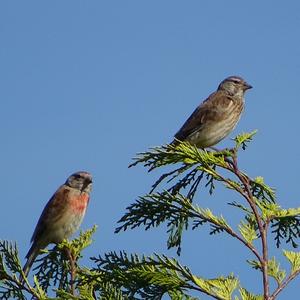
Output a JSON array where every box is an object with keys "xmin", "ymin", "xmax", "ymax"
[{"xmin": 1, "ymin": 1, "xmax": 300, "ymax": 299}]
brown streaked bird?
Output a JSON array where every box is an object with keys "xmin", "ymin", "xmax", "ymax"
[
  {"xmin": 22, "ymin": 171, "xmax": 92, "ymax": 279},
  {"xmin": 172, "ymin": 76, "xmax": 252, "ymax": 148}
]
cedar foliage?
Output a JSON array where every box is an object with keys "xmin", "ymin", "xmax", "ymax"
[{"xmin": 1, "ymin": 132, "xmax": 300, "ymax": 299}]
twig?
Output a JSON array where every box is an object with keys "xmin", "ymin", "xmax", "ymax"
[
  {"xmin": 3, "ymin": 273, "xmax": 40, "ymax": 299},
  {"xmin": 269, "ymin": 269, "xmax": 300, "ymax": 300},
  {"xmin": 230, "ymin": 151, "xmax": 270, "ymax": 299},
  {"xmin": 65, "ymin": 248, "xmax": 76, "ymax": 296}
]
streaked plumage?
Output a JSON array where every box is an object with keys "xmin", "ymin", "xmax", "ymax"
[{"xmin": 173, "ymin": 76, "xmax": 252, "ymax": 148}]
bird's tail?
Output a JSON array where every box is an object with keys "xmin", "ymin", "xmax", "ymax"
[{"xmin": 21, "ymin": 243, "xmax": 39, "ymax": 282}]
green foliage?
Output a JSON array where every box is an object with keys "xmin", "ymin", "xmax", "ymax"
[
  {"xmin": 247, "ymin": 257, "xmax": 286, "ymax": 286},
  {"xmin": 233, "ymin": 131, "xmax": 257, "ymax": 151},
  {"xmin": 271, "ymin": 214, "xmax": 300, "ymax": 248},
  {"xmin": 0, "ymin": 241, "xmax": 22, "ymax": 276},
  {"xmin": 114, "ymin": 132, "xmax": 300, "ymax": 299},
  {"xmin": 115, "ymin": 192, "xmax": 233, "ymax": 255},
  {"xmin": 250, "ymin": 177, "xmax": 275, "ymax": 203},
  {"xmin": 2, "ymin": 132, "xmax": 300, "ymax": 299},
  {"xmin": 266, "ymin": 257, "xmax": 286, "ymax": 285},
  {"xmin": 283, "ymin": 250, "xmax": 300, "ymax": 274},
  {"xmin": 117, "ymin": 133, "xmax": 296, "ymax": 258},
  {"xmin": 85, "ymin": 251, "xmax": 239, "ymax": 300},
  {"xmin": 0, "ymin": 240, "xmax": 45, "ymax": 300},
  {"xmin": 129, "ymin": 141, "xmax": 229, "ymax": 199},
  {"xmin": 192, "ymin": 274, "xmax": 239, "ymax": 300},
  {"xmin": 32, "ymin": 225, "xmax": 97, "ymax": 295},
  {"xmin": 58, "ymin": 225, "xmax": 98, "ymax": 257},
  {"xmin": 0, "ymin": 227, "xmax": 98, "ymax": 299},
  {"xmin": 238, "ymin": 218, "xmax": 258, "ymax": 245},
  {"xmin": 237, "ymin": 288, "xmax": 263, "ymax": 300}
]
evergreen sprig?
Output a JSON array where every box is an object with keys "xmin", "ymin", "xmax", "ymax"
[
  {"xmin": 33, "ymin": 226, "xmax": 97, "ymax": 295},
  {"xmin": 87, "ymin": 251, "xmax": 239, "ymax": 300},
  {"xmin": 129, "ymin": 142, "xmax": 232, "ymax": 200},
  {"xmin": 2, "ymin": 131, "xmax": 300, "ymax": 299},
  {"xmin": 115, "ymin": 132, "xmax": 300, "ymax": 299},
  {"xmin": 233, "ymin": 131, "xmax": 257, "ymax": 151},
  {"xmin": 0, "ymin": 241, "xmax": 42, "ymax": 300},
  {"xmin": 115, "ymin": 192, "xmax": 233, "ymax": 255},
  {"xmin": 270, "ymin": 213, "xmax": 300, "ymax": 248},
  {"xmin": 237, "ymin": 288, "xmax": 263, "ymax": 300}
]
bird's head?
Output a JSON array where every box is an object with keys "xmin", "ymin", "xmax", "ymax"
[
  {"xmin": 218, "ymin": 76, "xmax": 252, "ymax": 97},
  {"xmin": 66, "ymin": 171, "xmax": 93, "ymax": 194}
]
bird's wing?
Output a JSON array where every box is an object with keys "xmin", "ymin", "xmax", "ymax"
[
  {"xmin": 30, "ymin": 186, "xmax": 70, "ymax": 243},
  {"xmin": 174, "ymin": 91, "xmax": 234, "ymax": 141}
]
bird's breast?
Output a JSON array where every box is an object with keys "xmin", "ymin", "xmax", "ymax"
[{"xmin": 70, "ymin": 193, "xmax": 89, "ymax": 213}]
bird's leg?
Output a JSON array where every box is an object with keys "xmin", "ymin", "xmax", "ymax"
[{"xmin": 64, "ymin": 247, "xmax": 76, "ymax": 296}]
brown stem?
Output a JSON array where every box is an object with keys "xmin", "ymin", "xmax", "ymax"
[
  {"xmin": 66, "ymin": 248, "xmax": 76, "ymax": 296},
  {"xmin": 269, "ymin": 269, "xmax": 300, "ymax": 300},
  {"xmin": 229, "ymin": 153, "xmax": 270, "ymax": 299},
  {"xmin": 188, "ymin": 284, "xmax": 226, "ymax": 300},
  {"xmin": 189, "ymin": 175, "xmax": 263, "ymax": 263},
  {"xmin": 223, "ymin": 223, "xmax": 262, "ymax": 262},
  {"xmin": 8, "ymin": 273, "xmax": 40, "ymax": 299}
]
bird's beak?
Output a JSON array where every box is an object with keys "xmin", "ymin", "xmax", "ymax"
[
  {"xmin": 244, "ymin": 83, "xmax": 253, "ymax": 90},
  {"xmin": 81, "ymin": 179, "xmax": 92, "ymax": 193}
]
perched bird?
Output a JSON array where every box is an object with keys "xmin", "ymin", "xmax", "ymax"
[
  {"xmin": 22, "ymin": 171, "xmax": 92, "ymax": 278},
  {"xmin": 173, "ymin": 76, "xmax": 252, "ymax": 148}
]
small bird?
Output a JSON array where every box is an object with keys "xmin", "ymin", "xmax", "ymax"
[
  {"xmin": 173, "ymin": 76, "xmax": 252, "ymax": 148},
  {"xmin": 22, "ymin": 171, "xmax": 93, "ymax": 278}
]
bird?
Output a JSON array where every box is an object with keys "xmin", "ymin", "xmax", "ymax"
[
  {"xmin": 172, "ymin": 76, "xmax": 252, "ymax": 148},
  {"xmin": 22, "ymin": 171, "xmax": 93, "ymax": 278}
]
